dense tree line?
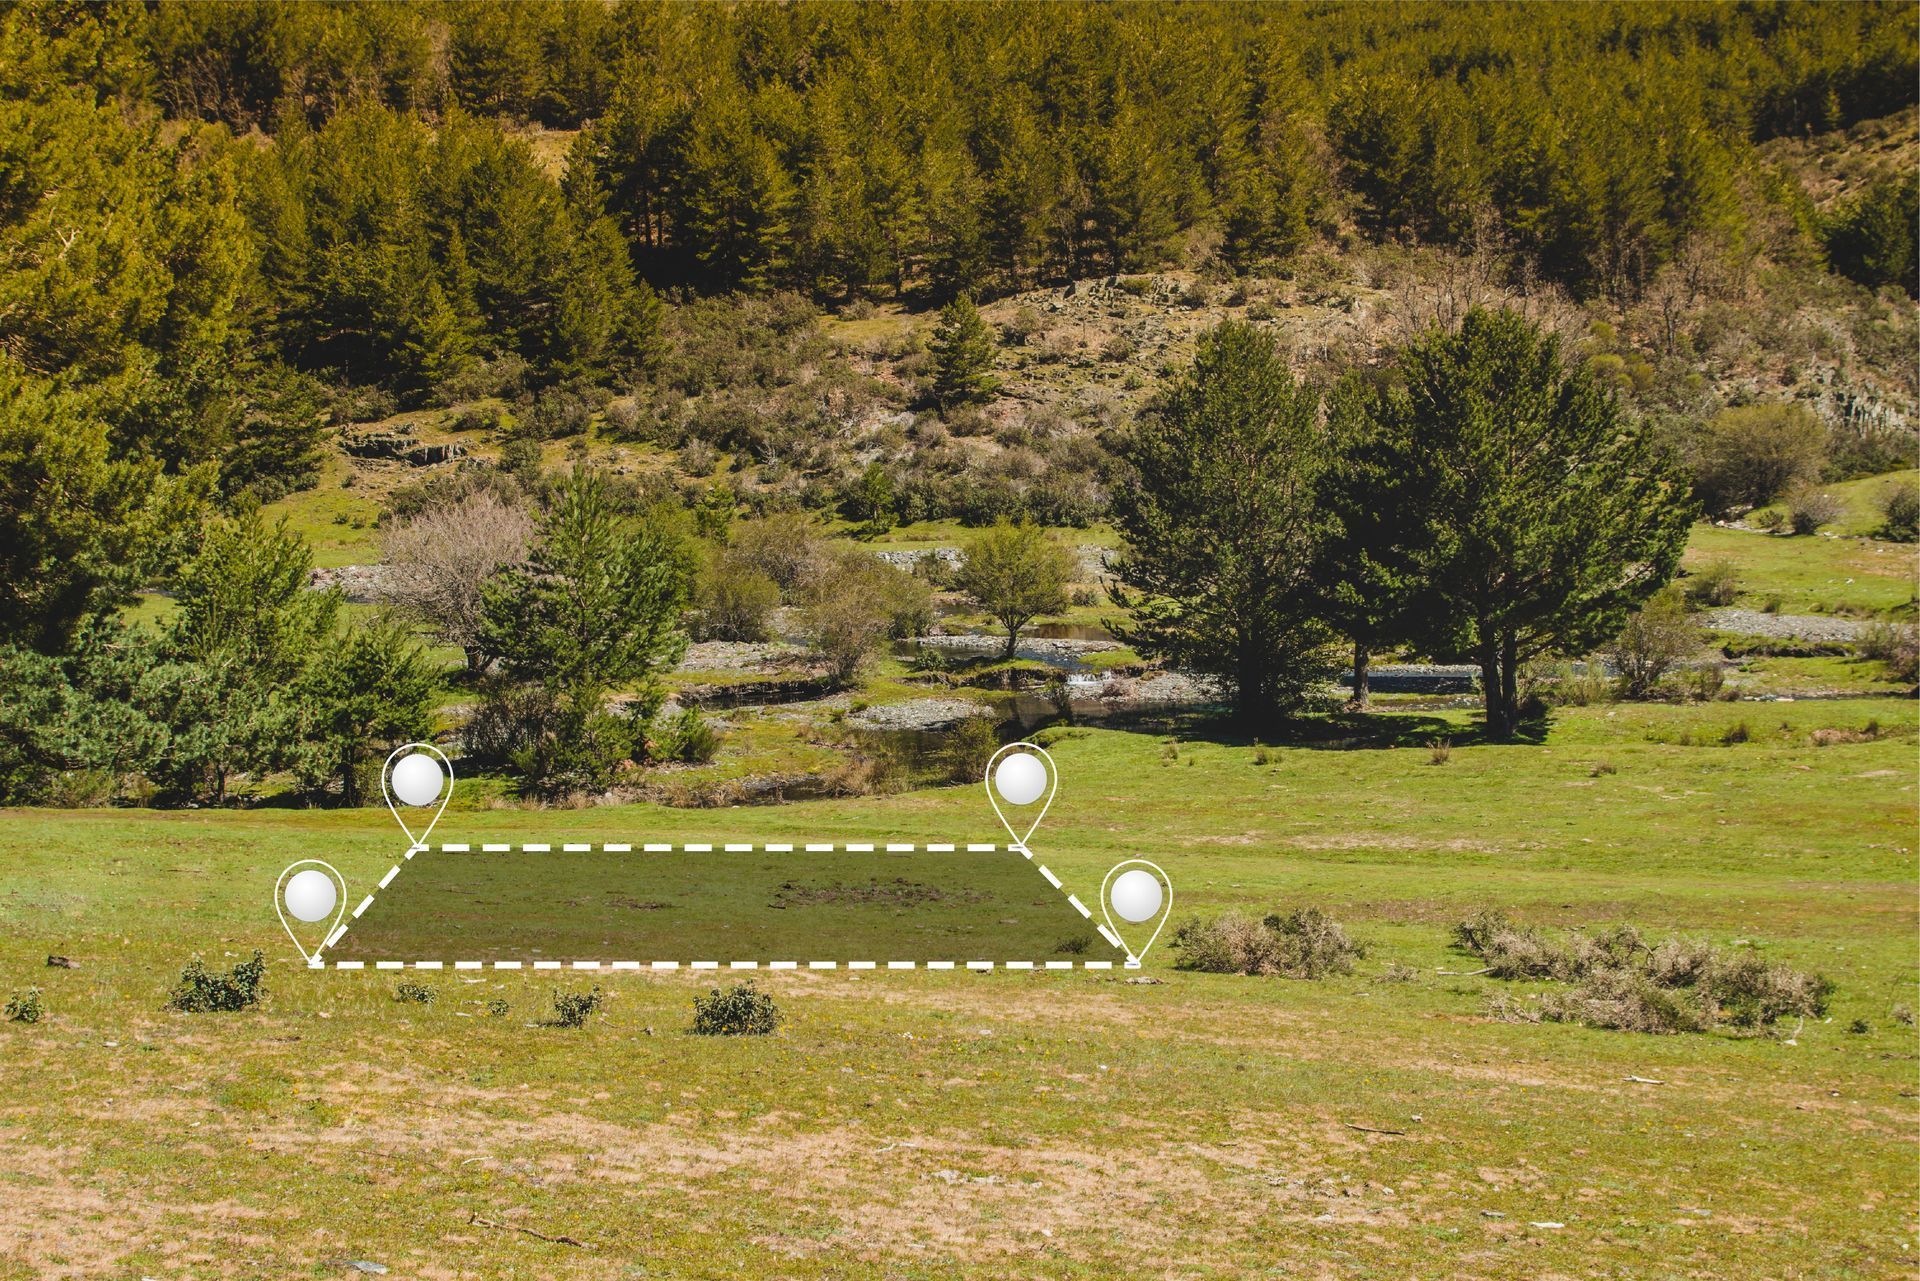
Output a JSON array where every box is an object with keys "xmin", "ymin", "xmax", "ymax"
[
  {"xmin": 3, "ymin": 1, "xmax": 1910, "ymax": 489},
  {"xmin": 1114, "ymin": 311, "xmax": 1694, "ymax": 737}
]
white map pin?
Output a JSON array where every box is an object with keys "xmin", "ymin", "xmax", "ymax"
[
  {"xmin": 983, "ymin": 741, "xmax": 1056, "ymax": 853},
  {"xmin": 1100, "ymin": 859, "xmax": 1173, "ymax": 968},
  {"xmin": 382, "ymin": 741, "xmax": 453, "ymax": 850},
  {"xmin": 274, "ymin": 859, "xmax": 347, "ymax": 966}
]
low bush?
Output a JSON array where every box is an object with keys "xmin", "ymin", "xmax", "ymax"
[
  {"xmin": 1858, "ymin": 622, "xmax": 1920, "ymax": 683},
  {"xmin": 1682, "ymin": 558, "xmax": 1741, "ymax": 607},
  {"xmin": 692, "ymin": 981, "xmax": 782, "ymax": 1035},
  {"xmin": 167, "ymin": 950, "xmax": 266, "ymax": 1013},
  {"xmin": 1172, "ymin": 907, "xmax": 1364, "ymax": 978},
  {"xmin": 551, "ymin": 986, "xmax": 605, "ymax": 1028},
  {"xmin": 1457, "ymin": 914, "xmax": 1829, "ymax": 1035},
  {"xmin": 653, "ymin": 709, "xmax": 721, "ymax": 765},
  {"xmin": 692, "ymin": 554, "xmax": 780, "ymax": 642},
  {"xmin": 5, "ymin": 988, "xmax": 43, "ymax": 1023},
  {"xmin": 1785, "ymin": 486, "xmax": 1845, "ymax": 535},
  {"xmin": 1878, "ymin": 481, "xmax": 1919, "ymax": 542}
]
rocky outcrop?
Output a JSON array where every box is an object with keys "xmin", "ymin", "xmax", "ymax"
[{"xmin": 341, "ymin": 430, "xmax": 466, "ymax": 466}]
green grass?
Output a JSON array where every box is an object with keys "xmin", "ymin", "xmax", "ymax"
[
  {"xmin": 259, "ymin": 455, "xmax": 384, "ymax": 569},
  {"xmin": 1748, "ymin": 468, "xmax": 1919, "ymax": 538},
  {"xmin": 1682, "ymin": 520, "xmax": 1917, "ymax": 617},
  {"xmin": 2, "ymin": 699, "xmax": 1914, "ymax": 1278}
]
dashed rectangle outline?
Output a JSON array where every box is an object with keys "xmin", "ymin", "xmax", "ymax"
[{"xmin": 320, "ymin": 839, "xmax": 1133, "ymax": 970}]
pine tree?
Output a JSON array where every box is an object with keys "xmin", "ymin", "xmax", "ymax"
[
  {"xmin": 1367, "ymin": 309, "xmax": 1694, "ymax": 739},
  {"xmin": 930, "ymin": 294, "xmax": 998, "ymax": 409},
  {"xmin": 1111, "ymin": 322, "xmax": 1335, "ymax": 726}
]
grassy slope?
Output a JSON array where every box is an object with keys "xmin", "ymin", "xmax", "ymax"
[{"xmin": 2, "ymin": 698, "xmax": 1914, "ymax": 1279}]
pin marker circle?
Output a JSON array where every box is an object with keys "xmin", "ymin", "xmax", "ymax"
[
  {"xmin": 390, "ymin": 751, "xmax": 444, "ymax": 806},
  {"xmin": 993, "ymin": 752, "xmax": 1048, "ymax": 806},
  {"xmin": 283, "ymin": 868, "xmax": 339, "ymax": 923},
  {"xmin": 273, "ymin": 859, "xmax": 349, "ymax": 966},
  {"xmin": 381, "ymin": 741, "xmax": 455, "ymax": 850},
  {"xmin": 1099, "ymin": 859, "xmax": 1174, "ymax": 967},
  {"xmin": 1109, "ymin": 868, "xmax": 1163, "ymax": 923}
]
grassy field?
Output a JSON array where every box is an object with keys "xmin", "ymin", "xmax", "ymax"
[{"xmin": 2, "ymin": 698, "xmax": 1915, "ymax": 1279}]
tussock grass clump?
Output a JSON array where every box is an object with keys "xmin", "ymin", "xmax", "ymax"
[
  {"xmin": 1456, "ymin": 913, "xmax": 1830, "ymax": 1035},
  {"xmin": 692, "ymin": 981, "xmax": 781, "ymax": 1036},
  {"xmin": 1173, "ymin": 907, "xmax": 1365, "ymax": 979},
  {"xmin": 5, "ymin": 988, "xmax": 44, "ymax": 1023},
  {"xmin": 167, "ymin": 950, "xmax": 265, "ymax": 1013},
  {"xmin": 550, "ymin": 986, "xmax": 605, "ymax": 1029}
]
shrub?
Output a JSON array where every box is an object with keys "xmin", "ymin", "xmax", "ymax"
[
  {"xmin": 1529, "ymin": 967, "xmax": 1713, "ymax": 1034},
  {"xmin": 1858, "ymin": 622, "xmax": 1919, "ymax": 682},
  {"xmin": 1878, "ymin": 482, "xmax": 1919, "ymax": 543},
  {"xmin": 653, "ymin": 708, "xmax": 721, "ymax": 764},
  {"xmin": 1463, "ymin": 916, "xmax": 1830, "ymax": 1034},
  {"xmin": 692, "ymin": 981, "xmax": 782, "ymax": 1035},
  {"xmin": 1689, "ymin": 403, "xmax": 1827, "ymax": 516},
  {"xmin": 730, "ymin": 513, "xmax": 825, "ymax": 601},
  {"xmin": 1172, "ymin": 907, "xmax": 1363, "ymax": 978},
  {"xmin": 1785, "ymin": 485, "xmax": 1845, "ymax": 535},
  {"xmin": 5, "ymin": 988, "xmax": 43, "ymax": 1023},
  {"xmin": 1682, "ymin": 558, "xmax": 1740, "ymax": 607},
  {"xmin": 167, "ymin": 950, "xmax": 266, "ymax": 1013},
  {"xmin": 392, "ymin": 981, "xmax": 437, "ymax": 1004},
  {"xmin": 550, "ymin": 986, "xmax": 605, "ymax": 1028},
  {"xmin": 1612, "ymin": 586, "xmax": 1699, "ymax": 698},
  {"xmin": 692, "ymin": 553, "xmax": 780, "ymax": 642},
  {"xmin": 939, "ymin": 717, "xmax": 1002, "ymax": 785}
]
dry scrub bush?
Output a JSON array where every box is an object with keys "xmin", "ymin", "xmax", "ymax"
[
  {"xmin": 1456, "ymin": 912, "xmax": 1830, "ymax": 1034},
  {"xmin": 1173, "ymin": 907, "xmax": 1364, "ymax": 978}
]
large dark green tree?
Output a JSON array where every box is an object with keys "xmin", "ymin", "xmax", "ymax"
[
  {"xmin": 1111, "ymin": 322, "xmax": 1334, "ymax": 727},
  {"xmin": 1368, "ymin": 309, "xmax": 1694, "ymax": 739},
  {"xmin": 0, "ymin": 361, "xmax": 205, "ymax": 654}
]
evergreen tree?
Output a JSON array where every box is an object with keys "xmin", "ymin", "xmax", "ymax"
[
  {"xmin": 1111, "ymin": 322, "xmax": 1335, "ymax": 726},
  {"xmin": 930, "ymin": 294, "xmax": 998, "ymax": 409},
  {"xmin": 158, "ymin": 511, "xmax": 340, "ymax": 802},
  {"xmin": 480, "ymin": 469, "xmax": 694, "ymax": 794},
  {"xmin": 1314, "ymin": 372, "xmax": 1438, "ymax": 706},
  {"xmin": 297, "ymin": 615, "xmax": 437, "ymax": 806},
  {"xmin": 1368, "ymin": 309, "xmax": 1694, "ymax": 739},
  {"xmin": 0, "ymin": 360, "xmax": 205, "ymax": 654}
]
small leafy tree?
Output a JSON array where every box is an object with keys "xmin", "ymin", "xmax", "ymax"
[
  {"xmin": 1111, "ymin": 321, "xmax": 1335, "ymax": 726},
  {"xmin": 1690, "ymin": 403, "xmax": 1827, "ymax": 517},
  {"xmin": 956, "ymin": 520, "xmax": 1075, "ymax": 660},
  {"xmin": 845, "ymin": 462, "xmax": 897, "ymax": 538},
  {"xmin": 1609, "ymin": 586, "xmax": 1699, "ymax": 699},
  {"xmin": 382, "ymin": 491, "xmax": 533, "ymax": 671},
  {"xmin": 802, "ymin": 550, "xmax": 929, "ymax": 686},
  {"xmin": 930, "ymin": 293, "xmax": 998, "ymax": 408}
]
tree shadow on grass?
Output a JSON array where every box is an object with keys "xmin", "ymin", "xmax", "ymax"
[{"xmin": 1101, "ymin": 704, "xmax": 1549, "ymax": 750}]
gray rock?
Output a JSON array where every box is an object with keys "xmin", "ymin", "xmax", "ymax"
[{"xmin": 1703, "ymin": 609, "xmax": 1870, "ymax": 642}]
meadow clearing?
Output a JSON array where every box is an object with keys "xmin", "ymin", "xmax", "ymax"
[{"xmin": 2, "ymin": 698, "xmax": 1914, "ymax": 1280}]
